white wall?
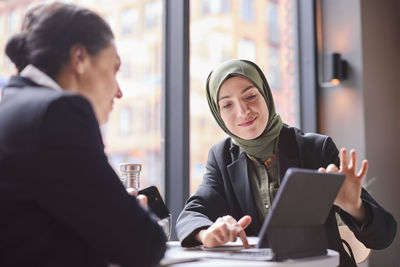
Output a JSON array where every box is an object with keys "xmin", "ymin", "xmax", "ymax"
[{"xmin": 318, "ymin": 0, "xmax": 400, "ymax": 266}]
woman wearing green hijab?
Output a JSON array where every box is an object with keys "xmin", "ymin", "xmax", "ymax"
[{"xmin": 176, "ymin": 59, "xmax": 396, "ymax": 267}]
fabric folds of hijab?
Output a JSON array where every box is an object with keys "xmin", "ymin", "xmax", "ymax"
[{"xmin": 205, "ymin": 59, "xmax": 283, "ymax": 160}]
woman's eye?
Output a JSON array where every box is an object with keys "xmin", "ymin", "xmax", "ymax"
[
  {"xmin": 246, "ymin": 94, "xmax": 257, "ymax": 100},
  {"xmin": 222, "ymin": 103, "xmax": 232, "ymax": 109}
]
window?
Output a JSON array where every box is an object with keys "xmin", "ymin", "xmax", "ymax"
[
  {"xmin": 105, "ymin": 0, "xmax": 163, "ymax": 192},
  {"xmin": 0, "ymin": 14, "xmax": 5, "ymax": 36},
  {"xmin": 145, "ymin": 1, "xmax": 162, "ymax": 29},
  {"xmin": 121, "ymin": 7, "xmax": 139, "ymax": 36},
  {"xmin": 267, "ymin": 47, "xmax": 281, "ymax": 90},
  {"xmin": 7, "ymin": 9, "xmax": 19, "ymax": 33},
  {"xmin": 190, "ymin": 0, "xmax": 299, "ymax": 193},
  {"xmin": 220, "ymin": 0, "xmax": 230, "ymax": 13},
  {"xmin": 237, "ymin": 38, "xmax": 256, "ymax": 62},
  {"xmin": 201, "ymin": 0, "xmax": 230, "ymax": 15},
  {"xmin": 0, "ymin": 1, "xmax": 305, "ymax": 229},
  {"xmin": 120, "ymin": 58, "xmax": 132, "ymax": 79},
  {"xmin": 77, "ymin": 0, "xmax": 95, "ymax": 6},
  {"xmin": 240, "ymin": 0, "xmax": 255, "ymax": 23},
  {"xmin": 266, "ymin": 2, "xmax": 280, "ymax": 45},
  {"xmin": 119, "ymin": 107, "xmax": 132, "ymax": 136}
]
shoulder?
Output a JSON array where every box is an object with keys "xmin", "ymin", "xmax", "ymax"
[
  {"xmin": 39, "ymin": 92, "xmax": 101, "ymax": 149},
  {"xmin": 3, "ymin": 81, "xmax": 95, "ymax": 123},
  {"xmin": 281, "ymin": 125, "xmax": 339, "ymax": 168},
  {"xmin": 206, "ymin": 137, "xmax": 245, "ymax": 169},
  {"xmin": 3, "ymin": 81, "xmax": 89, "ymax": 112},
  {"xmin": 205, "ymin": 137, "xmax": 233, "ymax": 167},
  {"xmin": 281, "ymin": 125, "xmax": 335, "ymax": 150},
  {"xmin": 209, "ymin": 137, "xmax": 233, "ymax": 154},
  {"xmin": 43, "ymin": 92, "xmax": 96, "ymax": 123},
  {"xmin": 0, "ymin": 84, "xmax": 100, "ymax": 151}
]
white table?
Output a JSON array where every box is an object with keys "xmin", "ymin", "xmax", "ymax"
[{"xmin": 159, "ymin": 241, "xmax": 339, "ymax": 267}]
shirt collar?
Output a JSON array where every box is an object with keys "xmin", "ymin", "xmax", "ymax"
[{"xmin": 20, "ymin": 64, "xmax": 62, "ymax": 91}]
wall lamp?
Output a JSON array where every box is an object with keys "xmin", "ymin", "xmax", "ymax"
[{"xmin": 330, "ymin": 53, "xmax": 348, "ymax": 85}]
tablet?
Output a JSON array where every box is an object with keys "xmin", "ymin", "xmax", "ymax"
[{"xmin": 257, "ymin": 168, "xmax": 345, "ymax": 260}]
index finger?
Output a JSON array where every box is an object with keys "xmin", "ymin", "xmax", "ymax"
[
  {"xmin": 339, "ymin": 148, "xmax": 348, "ymax": 172},
  {"xmin": 237, "ymin": 228, "xmax": 250, "ymax": 249}
]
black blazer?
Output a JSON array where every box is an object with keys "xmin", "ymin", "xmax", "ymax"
[
  {"xmin": 0, "ymin": 76, "xmax": 166, "ymax": 267},
  {"xmin": 176, "ymin": 125, "xmax": 396, "ymax": 267}
]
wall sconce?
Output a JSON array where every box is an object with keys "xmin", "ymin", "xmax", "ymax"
[{"xmin": 330, "ymin": 53, "xmax": 348, "ymax": 85}]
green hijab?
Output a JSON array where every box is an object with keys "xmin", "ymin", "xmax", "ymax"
[{"xmin": 205, "ymin": 59, "xmax": 283, "ymax": 160}]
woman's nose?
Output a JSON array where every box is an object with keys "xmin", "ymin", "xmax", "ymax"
[
  {"xmin": 115, "ymin": 83, "xmax": 123, "ymax": 99},
  {"xmin": 238, "ymin": 101, "xmax": 250, "ymax": 116}
]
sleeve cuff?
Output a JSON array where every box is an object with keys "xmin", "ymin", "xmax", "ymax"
[{"xmin": 339, "ymin": 201, "xmax": 373, "ymax": 232}]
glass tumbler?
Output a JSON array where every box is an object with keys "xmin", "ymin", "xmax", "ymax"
[
  {"xmin": 158, "ymin": 214, "xmax": 172, "ymax": 240},
  {"xmin": 119, "ymin": 163, "xmax": 141, "ymax": 189}
]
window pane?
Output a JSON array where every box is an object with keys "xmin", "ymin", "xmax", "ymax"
[
  {"xmin": 238, "ymin": 38, "xmax": 257, "ymax": 62},
  {"xmin": 201, "ymin": 0, "xmax": 230, "ymax": 15},
  {"xmin": 121, "ymin": 8, "xmax": 139, "ymax": 36},
  {"xmin": 240, "ymin": 0, "xmax": 255, "ymax": 23},
  {"xmin": 190, "ymin": 0, "xmax": 300, "ymax": 194},
  {"xmin": 0, "ymin": 0, "xmax": 164, "ymax": 195}
]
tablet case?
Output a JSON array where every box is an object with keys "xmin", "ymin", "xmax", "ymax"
[{"xmin": 257, "ymin": 168, "xmax": 345, "ymax": 260}]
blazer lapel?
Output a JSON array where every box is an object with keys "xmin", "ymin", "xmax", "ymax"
[
  {"xmin": 227, "ymin": 149, "xmax": 262, "ymax": 234},
  {"xmin": 278, "ymin": 126, "xmax": 300, "ymax": 182}
]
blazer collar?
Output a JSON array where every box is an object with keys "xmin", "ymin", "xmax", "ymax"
[
  {"xmin": 20, "ymin": 64, "xmax": 62, "ymax": 91},
  {"xmin": 4, "ymin": 75, "xmax": 39, "ymax": 89},
  {"xmin": 2, "ymin": 76, "xmax": 55, "ymax": 99}
]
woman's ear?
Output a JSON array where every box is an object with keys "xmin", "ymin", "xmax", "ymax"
[{"xmin": 69, "ymin": 44, "xmax": 89, "ymax": 74}]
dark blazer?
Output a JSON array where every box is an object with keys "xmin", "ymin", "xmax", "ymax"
[
  {"xmin": 176, "ymin": 125, "xmax": 396, "ymax": 267},
  {"xmin": 0, "ymin": 76, "xmax": 166, "ymax": 267}
]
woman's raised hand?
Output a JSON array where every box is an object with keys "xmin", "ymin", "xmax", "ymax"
[
  {"xmin": 196, "ymin": 215, "xmax": 252, "ymax": 248},
  {"xmin": 319, "ymin": 148, "xmax": 368, "ymax": 221}
]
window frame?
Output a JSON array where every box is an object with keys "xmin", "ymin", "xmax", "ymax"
[{"xmin": 162, "ymin": 0, "xmax": 190, "ymax": 241}]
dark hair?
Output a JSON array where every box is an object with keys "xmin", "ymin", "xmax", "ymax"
[
  {"xmin": 5, "ymin": 33, "xmax": 29, "ymax": 73},
  {"xmin": 5, "ymin": 4, "xmax": 46, "ymax": 73},
  {"xmin": 5, "ymin": 2, "xmax": 114, "ymax": 78}
]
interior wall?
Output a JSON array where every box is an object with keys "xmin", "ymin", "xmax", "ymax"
[
  {"xmin": 318, "ymin": 0, "xmax": 400, "ymax": 266},
  {"xmin": 360, "ymin": 0, "xmax": 400, "ymax": 266},
  {"xmin": 317, "ymin": 0, "xmax": 366, "ymax": 161}
]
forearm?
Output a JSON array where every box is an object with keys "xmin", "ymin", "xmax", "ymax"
[
  {"xmin": 339, "ymin": 191, "xmax": 397, "ymax": 249},
  {"xmin": 176, "ymin": 209, "xmax": 213, "ymax": 247},
  {"xmin": 339, "ymin": 198, "xmax": 367, "ymax": 223}
]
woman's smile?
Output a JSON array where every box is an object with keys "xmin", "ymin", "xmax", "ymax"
[{"xmin": 238, "ymin": 116, "xmax": 257, "ymax": 127}]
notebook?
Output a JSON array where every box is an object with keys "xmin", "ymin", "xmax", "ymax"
[{"xmin": 202, "ymin": 168, "xmax": 345, "ymax": 261}]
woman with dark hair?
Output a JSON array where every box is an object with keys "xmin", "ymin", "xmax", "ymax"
[
  {"xmin": 176, "ymin": 59, "xmax": 397, "ymax": 267},
  {"xmin": 0, "ymin": 3, "xmax": 166, "ymax": 267}
]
